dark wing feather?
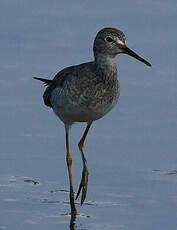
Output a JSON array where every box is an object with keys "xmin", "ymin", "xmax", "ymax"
[
  {"xmin": 34, "ymin": 65, "xmax": 79, "ymax": 108},
  {"xmin": 33, "ymin": 77, "xmax": 52, "ymax": 86},
  {"xmin": 42, "ymin": 66, "xmax": 75, "ymax": 107}
]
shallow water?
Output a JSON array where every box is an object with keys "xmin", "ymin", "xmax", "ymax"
[{"xmin": 0, "ymin": 0, "xmax": 177, "ymax": 229}]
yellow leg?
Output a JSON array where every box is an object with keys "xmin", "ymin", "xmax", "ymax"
[
  {"xmin": 65, "ymin": 126, "xmax": 73, "ymax": 186},
  {"xmin": 65, "ymin": 125, "xmax": 76, "ymax": 213},
  {"xmin": 76, "ymin": 123, "xmax": 92, "ymax": 205}
]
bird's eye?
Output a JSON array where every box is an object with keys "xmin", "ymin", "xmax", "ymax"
[{"xmin": 106, "ymin": 37, "xmax": 114, "ymax": 42}]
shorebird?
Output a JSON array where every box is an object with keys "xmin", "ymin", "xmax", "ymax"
[{"xmin": 34, "ymin": 27, "xmax": 151, "ymax": 207}]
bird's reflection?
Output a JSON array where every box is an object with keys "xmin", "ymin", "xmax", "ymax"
[{"xmin": 69, "ymin": 188, "xmax": 77, "ymax": 230}]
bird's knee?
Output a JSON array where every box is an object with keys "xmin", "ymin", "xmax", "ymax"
[
  {"xmin": 66, "ymin": 154, "xmax": 72, "ymax": 167},
  {"xmin": 78, "ymin": 139, "xmax": 84, "ymax": 151}
]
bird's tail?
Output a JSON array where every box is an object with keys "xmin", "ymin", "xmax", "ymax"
[{"xmin": 33, "ymin": 77, "xmax": 52, "ymax": 86}]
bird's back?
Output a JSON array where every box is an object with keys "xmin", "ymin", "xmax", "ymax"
[{"xmin": 43, "ymin": 62, "xmax": 95, "ymax": 107}]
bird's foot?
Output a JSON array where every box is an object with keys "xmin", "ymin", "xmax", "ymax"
[{"xmin": 75, "ymin": 164, "xmax": 89, "ymax": 205}]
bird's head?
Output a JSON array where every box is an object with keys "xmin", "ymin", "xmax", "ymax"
[{"xmin": 93, "ymin": 27, "xmax": 151, "ymax": 67}]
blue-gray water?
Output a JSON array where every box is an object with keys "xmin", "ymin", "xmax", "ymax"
[{"xmin": 0, "ymin": 0, "xmax": 177, "ymax": 229}]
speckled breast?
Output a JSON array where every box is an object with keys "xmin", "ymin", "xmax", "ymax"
[{"xmin": 50, "ymin": 76, "xmax": 120, "ymax": 125}]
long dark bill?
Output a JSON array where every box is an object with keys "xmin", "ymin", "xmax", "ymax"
[{"xmin": 124, "ymin": 46, "xmax": 151, "ymax": 67}]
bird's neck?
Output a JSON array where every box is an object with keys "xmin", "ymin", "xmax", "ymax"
[{"xmin": 94, "ymin": 53, "xmax": 117, "ymax": 75}]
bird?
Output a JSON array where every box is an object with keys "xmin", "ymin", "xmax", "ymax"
[{"xmin": 34, "ymin": 27, "xmax": 151, "ymax": 207}]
